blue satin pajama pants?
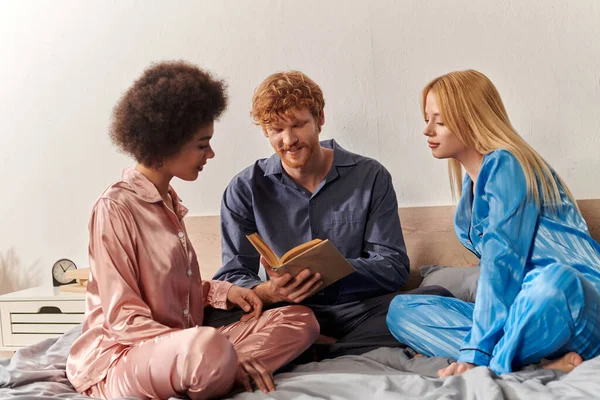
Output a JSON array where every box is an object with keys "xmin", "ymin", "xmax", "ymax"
[{"xmin": 386, "ymin": 264, "xmax": 600, "ymax": 374}]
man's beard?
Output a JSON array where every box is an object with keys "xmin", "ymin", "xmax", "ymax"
[{"xmin": 279, "ymin": 137, "xmax": 321, "ymax": 169}]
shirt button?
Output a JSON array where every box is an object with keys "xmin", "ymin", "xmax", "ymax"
[
  {"xmin": 178, "ymin": 232, "xmax": 185, "ymax": 238},
  {"xmin": 183, "ymin": 308, "xmax": 189, "ymax": 316},
  {"xmin": 186, "ymin": 268, "xmax": 192, "ymax": 276}
]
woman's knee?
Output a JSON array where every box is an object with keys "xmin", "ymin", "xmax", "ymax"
[
  {"xmin": 526, "ymin": 264, "xmax": 583, "ymax": 303},
  {"xmin": 386, "ymin": 295, "xmax": 427, "ymax": 330},
  {"xmin": 186, "ymin": 327, "xmax": 237, "ymax": 374},
  {"xmin": 274, "ymin": 305, "xmax": 320, "ymax": 345},
  {"xmin": 537, "ymin": 263, "xmax": 577, "ymax": 282},
  {"xmin": 387, "ymin": 294, "xmax": 438, "ymax": 317},
  {"xmin": 521, "ymin": 264, "xmax": 588, "ymax": 326}
]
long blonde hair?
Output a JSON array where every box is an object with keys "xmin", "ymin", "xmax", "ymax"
[{"xmin": 422, "ymin": 69, "xmax": 576, "ymax": 210}]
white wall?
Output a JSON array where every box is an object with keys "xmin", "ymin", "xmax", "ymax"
[{"xmin": 1, "ymin": 0, "xmax": 599, "ymax": 289}]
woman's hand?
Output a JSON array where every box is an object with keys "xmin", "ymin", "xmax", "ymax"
[
  {"xmin": 234, "ymin": 355, "xmax": 275, "ymax": 393},
  {"xmin": 227, "ymin": 285, "xmax": 263, "ymax": 322},
  {"xmin": 438, "ymin": 361, "xmax": 476, "ymax": 377}
]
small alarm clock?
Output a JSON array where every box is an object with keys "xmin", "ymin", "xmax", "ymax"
[{"xmin": 52, "ymin": 258, "xmax": 77, "ymax": 287}]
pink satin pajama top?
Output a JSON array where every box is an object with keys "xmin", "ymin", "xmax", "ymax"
[{"xmin": 66, "ymin": 168, "xmax": 233, "ymax": 392}]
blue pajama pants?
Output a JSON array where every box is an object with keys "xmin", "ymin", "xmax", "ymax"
[{"xmin": 386, "ymin": 264, "xmax": 600, "ymax": 374}]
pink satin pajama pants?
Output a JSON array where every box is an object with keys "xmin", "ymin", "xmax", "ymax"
[{"xmin": 87, "ymin": 305, "xmax": 319, "ymax": 399}]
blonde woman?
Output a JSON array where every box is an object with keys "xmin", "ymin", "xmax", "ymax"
[{"xmin": 386, "ymin": 70, "xmax": 600, "ymax": 377}]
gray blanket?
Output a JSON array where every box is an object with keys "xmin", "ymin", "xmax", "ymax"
[{"xmin": 2, "ymin": 326, "xmax": 599, "ymax": 399}]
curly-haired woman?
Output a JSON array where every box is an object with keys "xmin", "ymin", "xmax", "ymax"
[{"xmin": 66, "ymin": 61, "xmax": 319, "ymax": 400}]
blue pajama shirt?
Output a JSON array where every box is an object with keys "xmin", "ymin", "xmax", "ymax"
[
  {"xmin": 213, "ymin": 139, "xmax": 410, "ymax": 305},
  {"xmin": 386, "ymin": 150, "xmax": 600, "ymax": 374}
]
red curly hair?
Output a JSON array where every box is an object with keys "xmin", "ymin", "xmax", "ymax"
[{"xmin": 251, "ymin": 71, "xmax": 325, "ymax": 129}]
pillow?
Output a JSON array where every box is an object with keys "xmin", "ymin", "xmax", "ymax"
[{"xmin": 419, "ymin": 265, "xmax": 479, "ymax": 303}]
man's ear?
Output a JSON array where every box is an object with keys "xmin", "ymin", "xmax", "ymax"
[
  {"xmin": 318, "ymin": 112, "xmax": 325, "ymax": 133},
  {"xmin": 262, "ymin": 127, "xmax": 269, "ymax": 138}
]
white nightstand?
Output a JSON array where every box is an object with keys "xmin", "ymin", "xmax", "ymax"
[{"xmin": 0, "ymin": 285, "xmax": 85, "ymax": 354}]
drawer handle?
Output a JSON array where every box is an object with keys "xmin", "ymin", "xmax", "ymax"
[{"xmin": 37, "ymin": 306, "xmax": 63, "ymax": 314}]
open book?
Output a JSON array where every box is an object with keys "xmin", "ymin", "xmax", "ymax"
[{"xmin": 246, "ymin": 233, "xmax": 356, "ymax": 288}]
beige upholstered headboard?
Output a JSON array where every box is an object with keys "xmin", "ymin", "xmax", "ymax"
[{"xmin": 186, "ymin": 199, "xmax": 600, "ymax": 290}]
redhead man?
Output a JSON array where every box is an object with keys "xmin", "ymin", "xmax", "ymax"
[{"xmin": 211, "ymin": 71, "xmax": 450, "ymax": 359}]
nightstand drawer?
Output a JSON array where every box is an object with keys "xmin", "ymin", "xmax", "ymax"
[
  {"xmin": 0, "ymin": 300, "xmax": 85, "ymax": 348},
  {"xmin": 11, "ymin": 313, "xmax": 83, "ymax": 323},
  {"xmin": 12, "ymin": 323, "xmax": 81, "ymax": 334}
]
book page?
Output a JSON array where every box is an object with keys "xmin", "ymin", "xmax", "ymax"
[
  {"xmin": 280, "ymin": 239, "xmax": 323, "ymax": 264},
  {"xmin": 280, "ymin": 240, "xmax": 356, "ymax": 288},
  {"xmin": 246, "ymin": 233, "xmax": 280, "ymax": 266}
]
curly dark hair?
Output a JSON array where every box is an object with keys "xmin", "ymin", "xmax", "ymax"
[{"xmin": 110, "ymin": 61, "xmax": 228, "ymax": 167}]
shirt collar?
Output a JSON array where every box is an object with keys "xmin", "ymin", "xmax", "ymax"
[
  {"xmin": 263, "ymin": 139, "xmax": 356, "ymax": 176},
  {"xmin": 121, "ymin": 168, "xmax": 189, "ymax": 219}
]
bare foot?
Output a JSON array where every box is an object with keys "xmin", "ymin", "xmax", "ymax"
[{"xmin": 542, "ymin": 352, "xmax": 583, "ymax": 373}]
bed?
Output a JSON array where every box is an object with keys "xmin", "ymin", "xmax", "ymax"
[
  {"xmin": 2, "ymin": 325, "xmax": 600, "ymax": 399},
  {"xmin": 2, "ymin": 201, "xmax": 599, "ymax": 399}
]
